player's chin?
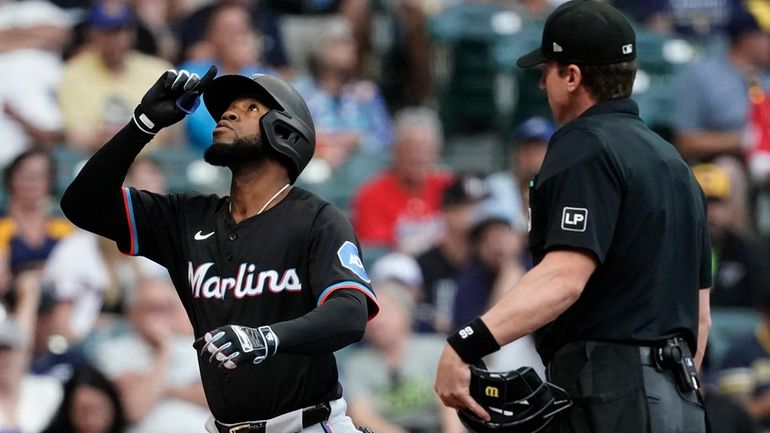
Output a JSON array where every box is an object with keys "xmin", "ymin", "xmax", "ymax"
[{"xmin": 203, "ymin": 142, "xmax": 236, "ymax": 167}]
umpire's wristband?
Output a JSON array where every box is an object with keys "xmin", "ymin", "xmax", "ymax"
[{"xmin": 447, "ymin": 317, "xmax": 500, "ymax": 364}]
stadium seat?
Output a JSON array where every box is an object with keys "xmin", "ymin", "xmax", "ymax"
[
  {"xmin": 632, "ymin": 28, "xmax": 698, "ymax": 137},
  {"xmin": 494, "ymin": 23, "xmax": 551, "ymax": 138},
  {"xmin": 428, "ymin": 4, "xmax": 523, "ymax": 137}
]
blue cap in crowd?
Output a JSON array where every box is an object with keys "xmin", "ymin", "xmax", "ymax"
[
  {"xmin": 727, "ymin": 6, "xmax": 762, "ymax": 40},
  {"xmin": 515, "ymin": 116, "xmax": 556, "ymax": 143},
  {"xmin": 88, "ymin": 1, "xmax": 135, "ymax": 29}
]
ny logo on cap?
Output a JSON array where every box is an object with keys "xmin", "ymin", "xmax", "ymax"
[
  {"xmin": 553, "ymin": 42, "xmax": 563, "ymax": 53},
  {"xmin": 622, "ymin": 44, "xmax": 633, "ymax": 55}
]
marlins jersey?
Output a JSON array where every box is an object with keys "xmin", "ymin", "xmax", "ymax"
[{"xmin": 116, "ymin": 186, "xmax": 378, "ymax": 421}]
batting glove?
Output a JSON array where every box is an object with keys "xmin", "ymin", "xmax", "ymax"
[
  {"xmin": 133, "ymin": 65, "xmax": 217, "ymax": 136},
  {"xmin": 193, "ymin": 325, "xmax": 279, "ymax": 370}
]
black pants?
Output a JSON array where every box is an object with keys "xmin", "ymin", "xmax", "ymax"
[{"xmin": 545, "ymin": 341, "xmax": 706, "ymax": 433}]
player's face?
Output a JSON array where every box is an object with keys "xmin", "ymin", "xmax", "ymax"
[
  {"xmin": 205, "ymin": 96, "xmax": 271, "ymax": 167},
  {"xmin": 212, "ymin": 96, "xmax": 270, "ymax": 144}
]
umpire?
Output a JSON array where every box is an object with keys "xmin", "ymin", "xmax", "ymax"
[{"xmin": 434, "ymin": 1, "xmax": 711, "ymax": 432}]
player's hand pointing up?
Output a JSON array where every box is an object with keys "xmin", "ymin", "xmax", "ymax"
[{"xmin": 133, "ymin": 65, "xmax": 217, "ymax": 135}]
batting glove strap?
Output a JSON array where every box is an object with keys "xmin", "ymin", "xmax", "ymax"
[
  {"xmin": 258, "ymin": 325, "xmax": 279, "ymax": 357},
  {"xmin": 447, "ymin": 317, "xmax": 500, "ymax": 364},
  {"xmin": 132, "ymin": 112, "xmax": 157, "ymax": 136},
  {"xmin": 230, "ymin": 325, "xmax": 278, "ymax": 365}
]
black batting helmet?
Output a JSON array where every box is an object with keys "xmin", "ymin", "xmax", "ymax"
[
  {"xmin": 203, "ymin": 74, "xmax": 315, "ymax": 183},
  {"xmin": 458, "ymin": 363, "xmax": 572, "ymax": 433}
]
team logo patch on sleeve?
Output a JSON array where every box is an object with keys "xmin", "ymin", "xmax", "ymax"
[
  {"xmin": 337, "ymin": 241, "xmax": 370, "ymax": 283},
  {"xmin": 561, "ymin": 207, "xmax": 588, "ymax": 232}
]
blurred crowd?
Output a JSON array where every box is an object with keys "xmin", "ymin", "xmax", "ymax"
[{"xmin": 3, "ymin": 0, "xmax": 770, "ymax": 432}]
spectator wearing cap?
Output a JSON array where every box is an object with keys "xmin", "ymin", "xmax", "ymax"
[
  {"xmin": 28, "ymin": 284, "xmax": 90, "ymax": 384},
  {"xmin": 674, "ymin": 5, "xmax": 770, "ymax": 233},
  {"xmin": 693, "ymin": 163, "xmax": 770, "ymax": 309},
  {"xmin": 414, "ymin": 173, "xmax": 488, "ymax": 334},
  {"xmin": 58, "ymin": 0, "xmax": 174, "ymax": 152},
  {"xmin": 340, "ymin": 276, "xmax": 465, "ymax": 433},
  {"xmin": 370, "ymin": 251, "xmax": 424, "ymax": 304},
  {"xmin": 450, "ymin": 209, "xmax": 526, "ymax": 334},
  {"xmin": 485, "ymin": 116, "xmax": 555, "ymax": 232}
]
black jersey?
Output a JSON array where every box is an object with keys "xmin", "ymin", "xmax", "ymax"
[
  {"xmin": 117, "ymin": 185, "xmax": 377, "ymax": 420},
  {"xmin": 528, "ymin": 98, "xmax": 711, "ymax": 363}
]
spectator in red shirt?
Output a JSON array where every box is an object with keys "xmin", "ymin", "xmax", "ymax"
[{"xmin": 351, "ymin": 106, "xmax": 453, "ymax": 255}]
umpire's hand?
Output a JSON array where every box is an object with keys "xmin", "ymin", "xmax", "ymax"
[
  {"xmin": 434, "ymin": 345, "xmax": 491, "ymax": 422},
  {"xmin": 194, "ymin": 324, "xmax": 278, "ymax": 370},
  {"xmin": 132, "ymin": 65, "xmax": 217, "ymax": 135}
]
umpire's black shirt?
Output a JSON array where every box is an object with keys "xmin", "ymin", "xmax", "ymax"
[{"xmin": 529, "ymin": 98, "xmax": 711, "ymax": 364}]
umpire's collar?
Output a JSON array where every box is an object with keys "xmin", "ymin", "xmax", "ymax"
[{"xmin": 578, "ymin": 97, "xmax": 639, "ymax": 119}]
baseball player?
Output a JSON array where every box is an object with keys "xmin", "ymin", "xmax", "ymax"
[
  {"xmin": 60, "ymin": 65, "xmax": 380, "ymax": 433},
  {"xmin": 435, "ymin": 2, "xmax": 711, "ymax": 433}
]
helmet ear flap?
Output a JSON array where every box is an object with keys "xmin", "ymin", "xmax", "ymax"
[{"xmin": 260, "ymin": 110, "xmax": 315, "ymax": 183}]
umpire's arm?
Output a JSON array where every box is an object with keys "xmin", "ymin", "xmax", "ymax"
[
  {"xmin": 695, "ymin": 288, "xmax": 711, "ymax": 371},
  {"xmin": 435, "ymin": 249, "xmax": 596, "ymax": 420}
]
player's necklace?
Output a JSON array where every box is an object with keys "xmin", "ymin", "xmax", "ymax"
[{"xmin": 257, "ymin": 183, "xmax": 291, "ymax": 215}]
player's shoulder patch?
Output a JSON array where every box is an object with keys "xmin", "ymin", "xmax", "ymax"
[{"xmin": 337, "ymin": 241, "xmax": 370, "ymax": 283}]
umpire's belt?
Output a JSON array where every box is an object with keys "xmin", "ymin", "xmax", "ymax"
[
  {"xmin": 638, "ymin": 337, "xmax": 692, "ymax": 368},
  {"xmin": 214, "ymin": 402, "xmax": 331, "ymax": 433}
]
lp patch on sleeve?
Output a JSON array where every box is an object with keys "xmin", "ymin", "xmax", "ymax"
[{"xmin": 561, "ymin": 207, "xmax": 588, "ymax": 232}]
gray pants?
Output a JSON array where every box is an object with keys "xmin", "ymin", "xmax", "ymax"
[
  {"xmin": 547, "ymin": 341, "xmax": 706, "ymax": 433},
  {"xmin": 642, "ymin": 362, "xmax": 705, "ymax": 433}
]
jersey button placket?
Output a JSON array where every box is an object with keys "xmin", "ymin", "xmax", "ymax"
[{"xmin": 228, "ymin": 232, "xmax": 237, "ymax": 241}]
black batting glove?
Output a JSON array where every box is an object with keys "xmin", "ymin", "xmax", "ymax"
[
  {"xmin": 133, "ymin": 65, "xmax": 217, "ymax": 136},
  {"xmin": 193, "ymin": 325, "xmax": 279, "ymax": 370}
]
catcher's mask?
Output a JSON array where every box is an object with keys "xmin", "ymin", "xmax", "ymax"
[{"xmin": 458, "ymin": 362, "xmax": 572, "ymax": 433}]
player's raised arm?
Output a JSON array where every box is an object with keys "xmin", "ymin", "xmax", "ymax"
[{"xmin": 60, "ymin": 66, "xmax": 217, "ymax": 240}]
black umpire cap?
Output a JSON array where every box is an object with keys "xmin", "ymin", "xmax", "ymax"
[{"xmin": 516, "ymin": 0, "xmax": 636, "ymax": 68}]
